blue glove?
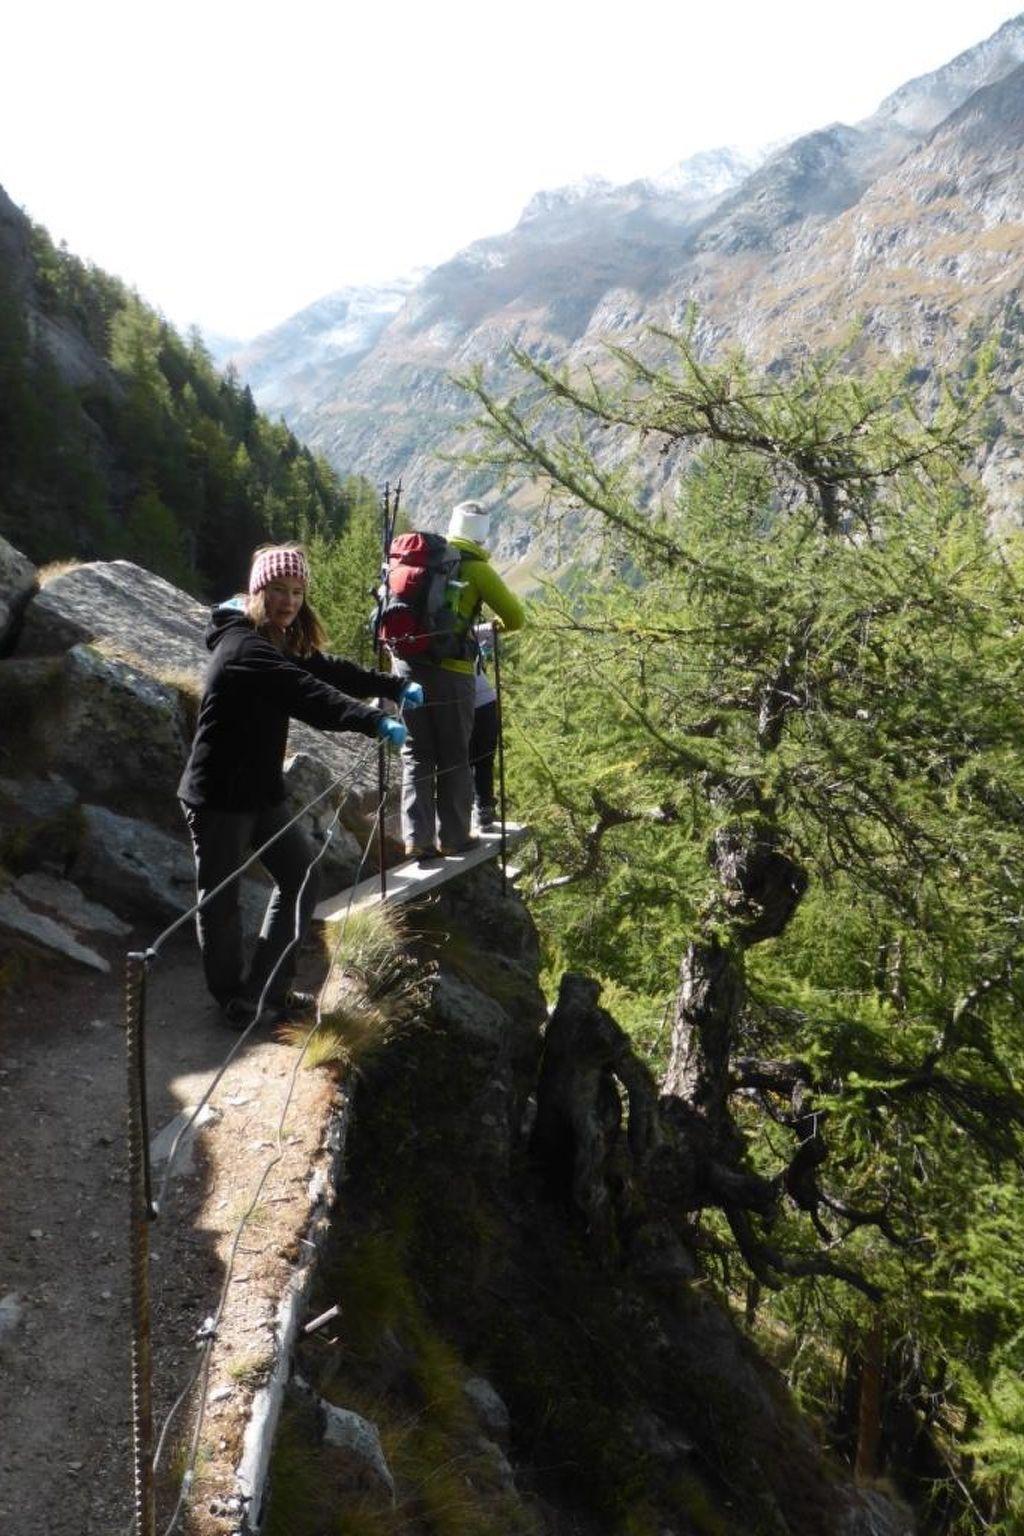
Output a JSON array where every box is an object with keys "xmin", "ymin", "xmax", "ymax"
[
  {"xmin": 400, "ymin": 681, "xmax": 425, "ymax": 711},
  {"xmin": 377, "ymin": 716, "xmax": 408, "ymax": 749}
]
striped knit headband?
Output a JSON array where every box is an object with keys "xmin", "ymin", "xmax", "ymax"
[{"xmin": 248, "ymin": 548, "xmax": 309, "ymax": 595}]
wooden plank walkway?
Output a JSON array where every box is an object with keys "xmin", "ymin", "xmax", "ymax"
[{"xmin": 314, "ymin": 824, "xmax": 526, "ymax": 921}]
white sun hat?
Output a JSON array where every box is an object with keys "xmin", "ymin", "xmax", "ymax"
[{"xmin": 448, "ymin": 500, "xmax": 491, "ymax": 545}]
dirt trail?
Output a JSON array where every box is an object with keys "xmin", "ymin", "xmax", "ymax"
[{"xmin": 0, "ymin": 925, "xmax": 336, "ymax": 1536}]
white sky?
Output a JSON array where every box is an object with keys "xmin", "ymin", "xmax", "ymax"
[{"xmin": 2, "ymin": 0, "xmax": 1021, "ymax": 340}]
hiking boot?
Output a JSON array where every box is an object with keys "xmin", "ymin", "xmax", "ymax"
[
  {"xmin": 477, "ymin": 804, "xmax": 498, "ymax": 831},
  {"xmin": 272, "ymin": 989, "xmax": 318, "ymax": 1018},
  {"xmin": 440, "ymin": 836, "xmax": 481, "ymax": 856},
  {"xmin": 405, "ymin": 844, "xmax": 441, "ymax": 862},
  {"xmin": 222, "ymin": 990, "xmax": 317, "ymax": 1031},
  {"xmin": 222, "ymin": 996, "xmax": 259, "ymax": 1031}
]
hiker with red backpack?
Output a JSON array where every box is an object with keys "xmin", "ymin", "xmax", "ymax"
[{"xmin": 376, "ymin": 501, "xmax": 525, "ymax": 859}]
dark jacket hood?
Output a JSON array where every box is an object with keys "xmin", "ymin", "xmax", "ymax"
[{"xmin": 205, "ymin": 598, "xmax": 251, "ymax": 652}]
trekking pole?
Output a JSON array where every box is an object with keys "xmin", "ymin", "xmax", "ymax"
[
  {"xmin": 376, "ymin": 483, "xmax": 391, "ymax": 901},
  {"xmin": 492, "ymin": 625, "xmax": 509, "ymax": 897}
]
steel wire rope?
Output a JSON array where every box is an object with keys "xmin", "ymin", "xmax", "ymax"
[
  {"xmin": 152, "ymin": 739, "xmax": 381, "ymax": 1209},
  {"xmin": 146, "ymin": 768, "xmax": 361, "ymax": 960},
  {"xmin": 150, "ymin": 717, "xmax": 514, "ymax": 1204},
  {"xmin": 128, "ymin": 743, "xmax": 375, "ymax": 1535},
  {"xmin": 150, "ymin": 771, "xmax": 362, "ymax": 1497},
  {"xmin": 148, "ymin": 761, "xmax": 528, "ymax": 1517},
  {"xmin": 155, "ymin": 738, "xmax": 398, "ymax": 1535},
  {"xmin": 148, "ymin": 699, "xmax": 455, "ymax": 1496},
  {"xmin": 131, "ymin": 648, "xmax": 522, "ymax": 1530},
  {"xmin": 140, "ymin": 692, "xmax": 520, "ymax": 1505}
]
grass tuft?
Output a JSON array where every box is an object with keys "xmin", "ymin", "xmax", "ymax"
[
  {"xmin": 281, "ymin": 991, "xmax": 396, "ymax": 1070},
  {"xmin": 36, "ymin": 559, "xmax": 83, "ymax": 586},
  {"xmin": 279, "ymin": 905, "xmax": 424, "ymax": 1069},
  {"xmin": 325, "ymin": 903, "xmax": 411, "ymax": 979},
  {"xmin": 225, "ymin": 1349, "xmax": 273, "ymax": 1388}
]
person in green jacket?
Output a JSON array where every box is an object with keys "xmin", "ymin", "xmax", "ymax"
[{"xmin": 398, "ymin": 501, "xmax": 525, "ymax": 858}]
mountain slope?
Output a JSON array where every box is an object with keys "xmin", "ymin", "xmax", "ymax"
[
  {"xmin": 236, "ymin": 15, "xmax": 1024, "ymax": 552},
  {"xmin": 226, "ymin": 275, "xmax": 421, "ymax": 428}
]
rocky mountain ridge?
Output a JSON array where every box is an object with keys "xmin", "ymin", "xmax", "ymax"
[
  {"xmin": 226, "ymin": 273, "xmax": 423, "ymax": 426},
  {"xmin": 232, "ymin": 13, "xmax": 1024, "ymax": 559}
]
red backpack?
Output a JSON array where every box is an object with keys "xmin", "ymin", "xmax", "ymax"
[{"xmin": 375, "ymin": 532, "xmax": 479, "ymax": 661}]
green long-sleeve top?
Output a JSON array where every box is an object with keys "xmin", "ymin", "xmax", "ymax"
[{"xmin": 443, "ymin": 537, "xmax": 526, "ymax": 674}]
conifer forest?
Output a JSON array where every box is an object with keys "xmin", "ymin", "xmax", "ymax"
[{"xmin": 0, "ymin": 217, "xmax": 373, "ymax": 597}]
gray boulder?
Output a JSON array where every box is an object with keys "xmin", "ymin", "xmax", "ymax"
[
  {"xmin": 15, "ymin": 556, "xmax": 381, "ymax": 817},
  {"xmin": 286, "ymin": 726, "xmax": 382, "ymax": 839},
  {"xmin": 283, "ymin": 751, "xmax": 365, "ymax": 888},
  {"xmin": 16, "ymin": 558, "xmax": 209, "ymax": 668},
  {"xmin": 0, "ymin": 773, "xmax": 82, "ymax": 872},
  {"xmin": 0, "ymin": 773, "xmax": 77, "ymax": 822},
  {"xmin": 30, "ymin": 644, "xmax": 191, "ymax": 824},
  {"xmin": 319, "ymin": 1401, "xmax": 395, "ymax": 1501},
  {"xmin": 0, "ymin": 656, "xmax": 64, "ymax": 774},
  {"xmin": 71, "ymin": 803, "xmax": 266, "ymax": 929},
  {"xmin": 430, "ymin": 970, "xmax": 513, "ymax": 1045},
  {"xmin": 13, "ymin": 872, "xmax": 131, "ymax": 938},
  {"xmin": 0, "ymin": 886, "xmax": 109, "ymax": 972},
  {"xmin": 0, "ymin": 538, "xmax": 36, "ymax": 654}
]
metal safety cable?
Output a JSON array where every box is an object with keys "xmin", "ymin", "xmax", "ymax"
[
  {"xmin": 132, "ymin": 680, "xmax": 516, "ymax": 1531},
  {"xmin": 156, "ymin": 743, "xmax": 395, "ymax": 1535}
]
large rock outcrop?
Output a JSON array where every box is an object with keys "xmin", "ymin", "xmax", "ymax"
[
  {"xmin": 0, "ymin": 536, "xmax": 36, "ymax": 655},
  {"xmin": 271, "ymin": 865, "xmax": 913, "ymax": 1536},
  {"xmin": 0, "ymin": 549, "xmax": 383, "ymax": 964}
]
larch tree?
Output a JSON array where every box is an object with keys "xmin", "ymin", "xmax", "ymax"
[{"xmin": 458, "ymin": 329, "xmax": 1024, "ymax": 1531}]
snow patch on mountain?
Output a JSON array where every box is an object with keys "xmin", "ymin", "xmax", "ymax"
[
  {"xmin": 518, "ymin": 176, "xmax": 618, "ymax": 223},
  {"xmin": 866, "ymin": 12, "xmax": 1024, "ymax": 134},
  {"xmin": 650, "ymin": 144, "xmax": 768, "ymax": 200},
  {"xmin": 229, "ymin": 273, "xmax": 425, "ymax": 414}
]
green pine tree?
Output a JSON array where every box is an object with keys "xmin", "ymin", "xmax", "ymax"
[{"xmin": 459, "ymin": 328, "xmax": 1024, "ymax": 1530}]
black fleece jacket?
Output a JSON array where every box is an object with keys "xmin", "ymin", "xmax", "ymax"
[{"xmin": 177, "ymin": 607, "xmax": 403, "ymax": 812}]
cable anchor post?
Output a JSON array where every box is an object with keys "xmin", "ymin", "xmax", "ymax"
[{"xmin": 125, "ymin": 947, "xmax": 157, "ymax": 1536}]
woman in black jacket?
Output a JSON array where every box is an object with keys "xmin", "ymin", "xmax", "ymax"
[{"xmin": 178, "ymin": 543, "xmax": 419, "ymax": 1028}]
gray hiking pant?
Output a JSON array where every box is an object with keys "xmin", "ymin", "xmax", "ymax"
[
  {"xmin": 395, "ymin": 660, "xmax": 476, "ymax": 851},
  {"xmin": 180, "ymin": 800, "xmax": 321, "ymax": 1007}
]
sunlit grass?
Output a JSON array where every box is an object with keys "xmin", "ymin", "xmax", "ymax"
[
  {"xmin": 279, "ymin": 903, "xmax": 424, "ymax": 1069},
  {"xmin": 36, "ymin": 559, "xmax": 82, "ymax": 586},
  {"xmin": 225, "ymin": 1349, "xmax": 273, "ymax": 1388},
  {"xmin": 325, "ymin": 902, "xmax": 410, "ymax": 978}
]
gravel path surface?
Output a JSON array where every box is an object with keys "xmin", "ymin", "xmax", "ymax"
[{"xmin": 0, "ymin": 928, "xmax": 337, "ymax": 1536}]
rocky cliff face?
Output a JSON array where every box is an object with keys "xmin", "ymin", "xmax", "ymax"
[
  {"xmin": 0, "ymin": 184, "xmax": 121, "ymax": 401},
  {"xmin": 235, "ymin": 15, "xmax": 1024, "ymax": 560},
  {"xmin": 0, "ymin": 540, "xmax": 379, "ymax": 970},
  {"xmin": 867, "ymin": 12, "xmax": 1024, "ymax": 134},
  {"xmin": 269, "ymin": 878, "xmax": 914, "ymax": 1536}
]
